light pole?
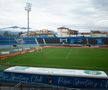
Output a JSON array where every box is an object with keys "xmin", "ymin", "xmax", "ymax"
[{"xmin": 25, "ymin": 3, "xmax": 32, "ymax": 36}]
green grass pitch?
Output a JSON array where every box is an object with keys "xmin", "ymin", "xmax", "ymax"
[{"xmin": 1, "ymin": 48, "xmax": 108, "ymax": 71}]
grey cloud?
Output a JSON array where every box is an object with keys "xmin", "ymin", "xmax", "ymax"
[
  {"xmin": 0, "ymin": 0, "xmax": 108, "ymax": 32},
  {"xmin": 91, "ymin": 0, "xmax": 108, "ymax": 11}
]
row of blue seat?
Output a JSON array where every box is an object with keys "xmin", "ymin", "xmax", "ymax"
[{"xmin": 0, "ymin": 36, "xmax": 108, "ymax": 45}]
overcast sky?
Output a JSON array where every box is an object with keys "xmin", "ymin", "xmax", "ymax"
[{"xmin": 0, "ymin": 0, "xmax": 108, "ymax": 32}]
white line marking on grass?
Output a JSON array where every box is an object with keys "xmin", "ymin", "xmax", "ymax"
[{"xmin": 65, "ymin": 49, "xmax": 72, "ymax": 59}]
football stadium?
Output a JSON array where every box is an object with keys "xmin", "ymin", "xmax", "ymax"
[
  {"xmin": 0, "ymin": 36, "xmax": 108, "ymax": 90},
  {"xmin": 0, "ymin": 1, "xmax": 108, "ymax": 90}
]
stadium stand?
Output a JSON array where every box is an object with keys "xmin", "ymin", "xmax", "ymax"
[
  {"xmin": 36, "ymin": 38, "xmax": 45, "ymax": 45},
  {"xmin": 103, "ymin": 38, "xmax": 108, "ymax": 45},
  {"xmin": 0, "ymin": 36, "xmax": 16, "ymax": 45},
  {"xmin": 23, "ymin": 37, "xmax": 36, "ymax": 44},
  {"xmin": 0, "ymin": 36, "xmax": 108, "ymax": 48},
  {"xmin": 44, "ymin": 37, "xmax": 60, "ymax": 45},
  {"xmin": 88, "ymin": 38, "xmax": 97, "ymax": 45}
]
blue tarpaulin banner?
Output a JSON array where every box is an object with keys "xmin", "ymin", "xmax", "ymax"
[{"xmin": 0, "ymin": 71, "xmax": 108, "ymax": 89}]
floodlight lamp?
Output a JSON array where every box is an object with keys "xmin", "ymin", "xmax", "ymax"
[{"xmin": 25, "ymin": 3, "xmax": 32, "ymax": 11}]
